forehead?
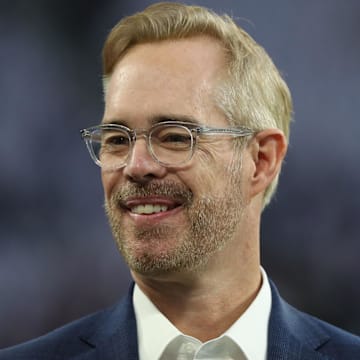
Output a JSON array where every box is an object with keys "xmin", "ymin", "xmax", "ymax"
[{"xmin": 103, "ymin": 37, "xmax": 228, "ymax": 127}]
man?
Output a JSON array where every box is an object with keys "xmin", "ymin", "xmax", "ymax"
[{"xmin": 1, "ymin": 2, "xmax": 359, "ymax": 359}]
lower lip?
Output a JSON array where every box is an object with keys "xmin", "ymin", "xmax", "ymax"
[{"xmin": 126, "ymin": 205, "xmax": 184, "ymax": 226}]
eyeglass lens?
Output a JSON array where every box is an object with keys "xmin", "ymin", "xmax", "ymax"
[{"xmin": 90, "ymin": 124, "xmax": 194, "ymax": 168}]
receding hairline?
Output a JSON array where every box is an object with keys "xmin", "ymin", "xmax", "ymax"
[
  {"xmin": 103, "ymin": 34, "xmax": 231, "ymax": 95},
  {"xmin": 101, "ymin": 3, "xmax": 260, "ymax": 76}
]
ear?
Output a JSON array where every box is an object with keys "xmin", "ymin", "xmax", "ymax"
[{"xmin": 248, "ymin": 129, "xmax": 287, "ymax": 198}]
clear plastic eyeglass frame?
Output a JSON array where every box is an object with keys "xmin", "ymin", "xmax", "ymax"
[{"xmin": 80, "ymin": 121, "xmax": 254, "ymax": 170}]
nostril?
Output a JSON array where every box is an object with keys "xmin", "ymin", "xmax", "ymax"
[{"xmin": 125, "ymin": 173, "xmax": 156, "ymax": 184}]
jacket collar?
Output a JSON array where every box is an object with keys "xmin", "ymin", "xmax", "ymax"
[
  {"xmin": 267, "ymin": 280, "xmax": 331, "ymax": 360},
  {"xmin": 76, "ymin": 283, "xmax": 138, "ymax": 360}
]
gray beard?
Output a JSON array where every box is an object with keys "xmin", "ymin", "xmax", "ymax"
[{"xmin": 104, "ymin": 164, "xmax": 244, "ymax": 276}]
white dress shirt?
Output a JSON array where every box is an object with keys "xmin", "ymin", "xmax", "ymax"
[{"xmin": 133, "ymin": 268, "xmax": 272, "ymax": 360}]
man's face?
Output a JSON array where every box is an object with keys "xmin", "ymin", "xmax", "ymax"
[{"xmin": 102, "ymin": 37, "xmax": 249, "ymax": 276}]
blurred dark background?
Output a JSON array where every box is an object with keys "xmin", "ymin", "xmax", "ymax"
[{"xmin": 1, "ymin": 0, "xmax": 359, "ymax": 348}]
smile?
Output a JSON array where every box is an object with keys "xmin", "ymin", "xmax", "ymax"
[
  {"xmin": 121, "ymin": 196, "xmax": 183, "ymax": 219},
  {"xmin": 130, "ymin": 204, "xmax": 169, "ymax": 215}
]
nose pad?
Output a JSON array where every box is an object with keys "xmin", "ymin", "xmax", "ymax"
[{"xmin": 123, "ymin": 135, "xmax": 166, "ymax": 182}]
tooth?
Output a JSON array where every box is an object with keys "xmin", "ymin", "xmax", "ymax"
[
  {"xmin": 132, "ymin": 205, "xmax": 144, "ymax": 214},
  {"xmin": 143, "ymin": 205, "xmax": 153, "ymax": 214},
  {"xmin": 131, "ymin": 204, "xmax": 169, "ymax": 214}
]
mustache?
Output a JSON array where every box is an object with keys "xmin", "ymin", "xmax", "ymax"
[{"xmin": 109, "ymin": 180, "xmax": 193, "ymax": 205}]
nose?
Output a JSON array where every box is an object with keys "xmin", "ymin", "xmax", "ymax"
[{"xmin": 123, "ymin": 136, "xmax": 167, "ymax": 183}]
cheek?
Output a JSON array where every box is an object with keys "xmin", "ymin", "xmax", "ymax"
[
  {"xmin": 186, "ymin": 155, "xmax": 238, "ymax": 194},
  {"xmin": 198, "ymin": 140, "xmax": 238, "ymax": 167},
  {"xmin": 196, "ymin": 139, "xmax": 236, "ymax": 164},
  {"xmin": 101, "ymin": 170, "xmax": 121, "ymax": 200}
]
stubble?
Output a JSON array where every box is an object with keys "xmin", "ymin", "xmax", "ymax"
[{"xmin": 104, "ymin": 156, "xmax": 245, "ymax": 276}]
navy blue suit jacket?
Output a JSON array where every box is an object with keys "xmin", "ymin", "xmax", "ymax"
[{"xmin": 0, "ymin": 281, "xmax": 359, "ymax": 359}]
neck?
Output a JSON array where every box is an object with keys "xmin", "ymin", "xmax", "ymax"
[{"xmin": 132, "ymin": 248, "xmax": 261, "ymax": 342}]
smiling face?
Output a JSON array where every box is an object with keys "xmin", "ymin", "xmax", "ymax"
[{"xmin": 102, "ymin": 37, "xmax": 250, "ymax": 276}]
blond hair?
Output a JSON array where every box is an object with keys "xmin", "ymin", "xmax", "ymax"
[{"xmin": 102, "ymin": 2, "xmax": 293, "ymax": 207}]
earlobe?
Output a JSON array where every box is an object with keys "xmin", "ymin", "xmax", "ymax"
[{"xmin": 249, "ymin": 129, "xmax": 287, "ymax": 197}]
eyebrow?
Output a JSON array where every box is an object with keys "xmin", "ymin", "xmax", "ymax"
[
  {"xmin": 102, "ymin": 119, "xmax": 128, "ymax": 126},
  {"xmin": 102, "ymin": 114, "xmax": 201, "ymax": 127},
  {"xmin": 150, "ymin": 114, "xmax": 200, "ymax": 125}
]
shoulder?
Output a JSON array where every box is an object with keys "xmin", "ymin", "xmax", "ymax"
[
  {"xmin": 0, "ymin": 288, "xmax": 137, "ymax": 360},
  {"xmin": 269, "ymin": 280, "xmax": 360, "ymax": 359},
  {"xmin": 0, "ymin": 307, "xmax": 111, "ymax": 360},
  {"xmin": 290, "ymin": 304, "xmax": 360, "ymax": 356}
]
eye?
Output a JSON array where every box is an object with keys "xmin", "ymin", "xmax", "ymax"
[
  {"xmin": 101, "ymin": 132, "xmax": 129, "ymax": 147},
  {"xmin": 153, "ymin": 126, "xmax": 192, "ymax": 149},
  {"xmin": 104, "ymin": 134, "xmax": 129, "ymax": 146},
  {"xmin": 162, "ymin": 133, "xmax": 190, "ymax": 143}
]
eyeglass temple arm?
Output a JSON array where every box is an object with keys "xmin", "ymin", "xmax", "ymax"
[{"xmin": 196, "ymin": 127, "xmax": 254, "ymax": 137}]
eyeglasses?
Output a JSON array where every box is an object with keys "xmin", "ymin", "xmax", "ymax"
[{"xmin": 80, "ymin": 121, "xmax": 254, "ymax": 170}]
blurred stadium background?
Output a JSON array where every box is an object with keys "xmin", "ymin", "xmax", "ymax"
[{"xmin": 1, "ymin": 0, "xmax": 359, "ymax": 348}]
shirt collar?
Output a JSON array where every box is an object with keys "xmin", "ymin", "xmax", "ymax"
[
  {"xmin": 224, "ymin": 267, "xmax": 271, "ymax": 360},
  {"xmin": 133, "ymin": 267, "xmax": 272, "ymax": 360},
  {"xmin": 133, "ymin": 284, "xmax": 180, "ymax": 359}
]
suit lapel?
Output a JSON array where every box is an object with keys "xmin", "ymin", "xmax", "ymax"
[
  {"xmin": 267, "ymin": 281, "xmax": 331, "ymax": 360},
  {"xmin": 75, "ymin": 283, "xmax": 139, "ymax": 360}
]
